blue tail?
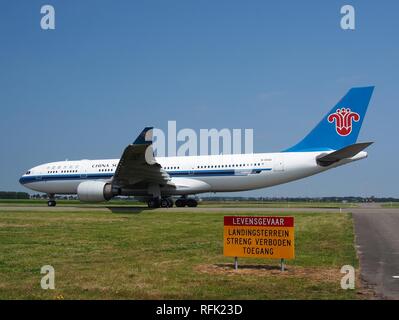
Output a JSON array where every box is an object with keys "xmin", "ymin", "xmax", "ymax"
[{"xmin": 284, "ymin": 86, "xmax": 374, "ymax": 152}]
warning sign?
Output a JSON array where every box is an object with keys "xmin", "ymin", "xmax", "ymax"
[{"xmin": 223, "ymin": 216, "xmax": 295, "ymax": 259}]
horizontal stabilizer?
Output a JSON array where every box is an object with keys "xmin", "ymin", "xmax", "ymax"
[{"xmin": 316, "ymin": 142, "xmax": 373, "ymax": 167}]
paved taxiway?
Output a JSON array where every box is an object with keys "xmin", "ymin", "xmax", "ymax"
[
  {"xmin": 1, "ymin": 203, "xmax": 398, "ymax": 299},
  {"xmin": 352, "ymin": 204, "xmax": 399, "ymax": 299}
]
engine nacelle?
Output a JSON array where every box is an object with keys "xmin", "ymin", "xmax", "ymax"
[{"xmin": 77, "ymin": 180, "xmax": 113, "ymax": 202}]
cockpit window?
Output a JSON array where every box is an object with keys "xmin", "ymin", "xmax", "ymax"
[{"xmin": 25, "ymin": 171, "xmax": 31, "ymax": 175}]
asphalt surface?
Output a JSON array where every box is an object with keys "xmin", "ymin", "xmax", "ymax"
[{"xmin": 352, "ymin": 204, "xmax": 399, "ymax": 299}]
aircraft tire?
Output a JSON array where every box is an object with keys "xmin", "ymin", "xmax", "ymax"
[
  {"xmin": 147, "ymin": 198, "xmax": 161, "ymax": 208},
  {"xmin": 187, "ymin": 199, "xmax": 198, "ymax": 207},
  {"xmin": 175, "ymin": 199, "xmax": 186, "ymax": 207},
  {"xmin": 47, "ymin": 200, "xmax": 56, "ymax": 207},
  {"xmin": 160, "ymin": 199, "xmax": 169, "ymax": 208}
]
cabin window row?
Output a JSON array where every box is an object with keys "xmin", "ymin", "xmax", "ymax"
[
  {"xmin": 47, "ymin": 170, "xmax": 78, "ymax": 174},
  {"xmin": 196, "ymin": 163, "xmax": 264, "ymax": 169},
  {"xmin": 163, "ymin": 163, "xmax": 265, "ymax": 170}
]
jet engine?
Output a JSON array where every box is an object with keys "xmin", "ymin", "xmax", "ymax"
[{"xmin": 77, "ymin": 180, "xmax": 114, "ymax": 202}]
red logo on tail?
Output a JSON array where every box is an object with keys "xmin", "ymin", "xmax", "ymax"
[{"xmin": 328, "ymin": 108, "xmax": 360, "ymax": 136}]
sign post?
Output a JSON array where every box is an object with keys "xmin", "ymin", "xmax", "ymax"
[
  {"xmin": 224, "ymin": 216, "xmax": 295, "ymax": 269},
  {"xmin": 280, "ymin": 258, "xmax": 285, "ymax": 272}
]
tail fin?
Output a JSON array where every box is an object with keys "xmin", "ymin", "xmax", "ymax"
[{"xmin": 284, "ymin": 86, "xmax": 374, "ymax": 152}]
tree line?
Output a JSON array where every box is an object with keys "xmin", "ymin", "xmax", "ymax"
[{"xmin": 0, "ymin": 191, "xmax": 30, "ymax": 199}]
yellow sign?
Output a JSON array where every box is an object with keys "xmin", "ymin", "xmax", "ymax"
[{"xmin": 223, "ymin": 216, "xmax": 295, "ymax": 259}]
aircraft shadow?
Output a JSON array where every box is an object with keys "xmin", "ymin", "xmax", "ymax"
[{"xmin": 105, "ymin": 206, "xmax": 149, "ymax": 214}]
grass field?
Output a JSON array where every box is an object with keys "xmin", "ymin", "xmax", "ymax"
[
  {"xmin": 0, "ymin": 207, "xmax": 365, "ymax": 299},
  {"xmin": 382, "ymin": 202, "xmax": 399, "ymax": 208}
]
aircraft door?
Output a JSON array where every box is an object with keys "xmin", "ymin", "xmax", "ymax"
[{"xmin": 273, "ymin": 155, "xmax": 285, "ymax": 172}]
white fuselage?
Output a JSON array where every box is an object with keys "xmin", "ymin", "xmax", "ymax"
[{"xmin": 19, "ymin": 151, "xmax": 367, "ymax": 197}]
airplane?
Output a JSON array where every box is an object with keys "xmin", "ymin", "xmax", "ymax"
[{"xmin": 19, "ymin": 86, "xmax": 374, "ymax": 208}]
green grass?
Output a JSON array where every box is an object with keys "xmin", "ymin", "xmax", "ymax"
[
  {"xmin": 0, "ymin": 208, "xmax": 363, "ymax": 299},
  {"xmin": 382, "ymin": 202, "xmax": 399, "ymax": 208}
]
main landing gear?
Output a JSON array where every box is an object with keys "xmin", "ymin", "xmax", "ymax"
[
  {"xmin": 146, "ymin": 197, "xmax": 198, "ymax": 208},
  {"xmin": 147, "ymin": 198, "xmax": 174, "ymax": 208},
  {"xmin": 47, "ymin": 194, "xmax": 56, "ymax": 207},
  {"xmin": 175, "ymin": 198, "xmax": 198, "ymax": 208}
]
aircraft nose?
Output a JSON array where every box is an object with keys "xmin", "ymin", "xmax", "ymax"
[
  {"xmin": 19, "ymin": 175, "xmax": 26, "ymax": 185},
  {"xmin": 19, "ymin": 169, "xmax": 32, "ymax": 185}
]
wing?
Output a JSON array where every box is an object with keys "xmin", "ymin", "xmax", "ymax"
[{"xmin": 112, "ymin": 127, "xmax": 174, "ymax": 188}]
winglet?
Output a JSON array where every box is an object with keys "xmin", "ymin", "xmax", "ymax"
[{"xmin": 133, "ymin": 127, "xmax": 154, "ymax": 145}]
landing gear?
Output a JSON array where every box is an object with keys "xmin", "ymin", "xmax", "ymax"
[
  {"xmin": 148, "ymin": 198, "xmax": 174, "ymax": 208},
  {"xmin": 160, "ymin": 198, "xmax": 174, "ymax": 208},
  {"xmin": 186, "ymin": 199, "xmax": 198, "ymax": 207},
  {"xmin": 147, "ymin": 198, "xmax": 160, "ymax": 208},
  {"xmin": 147, "ymin": 196, "xmax": 197, "ymax": 208},
  {"xmin": 175, "ymin": 199, "xmax": 185, "ymax": 207},
  {"xmin": 175, "ymin": 198, "xmax": 198, "ymax": 208},
  {"xmin": 47, "ymin": 200, "xmax": 56, "ymax": 207},
  {"xmin": 47, "ymin": 194, "xmax": 56, "ymax": 207}
]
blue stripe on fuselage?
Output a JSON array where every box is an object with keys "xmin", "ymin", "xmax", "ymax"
[
  {"xmin": 19, "ymin": 168, "xmax": 272, "ymax": 185},
  {"xmin": 19, "ymin": 173, "xmax": 114, "ymax": 185}
]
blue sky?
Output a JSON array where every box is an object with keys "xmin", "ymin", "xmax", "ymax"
[{"xmin": 1, "ymin": 0, "xmax": 398, "ymax": 197}]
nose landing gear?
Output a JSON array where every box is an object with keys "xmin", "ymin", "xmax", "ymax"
[
  {"xmin": 47, "ymin": 194, "xmax": 56, "ymax": 207},
  {"xmin": 47, "ymin": 200, "xmax": 56, "ymax": 207}
]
